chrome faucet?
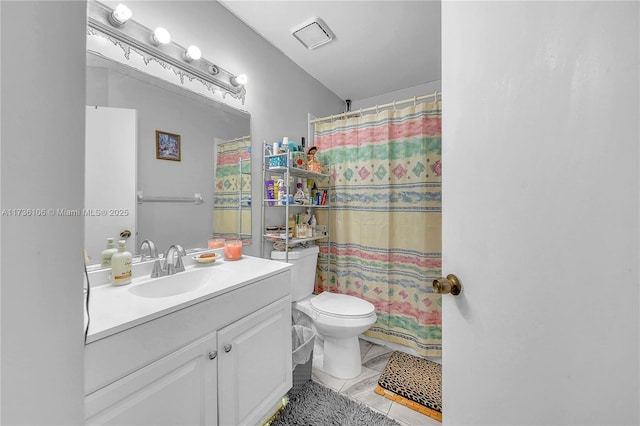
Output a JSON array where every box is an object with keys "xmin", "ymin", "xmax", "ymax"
[
  {"xmin": 150, "ymin": 244, "xmax": 186, "ymax": 278},
  {"xmin": 164, "ymin": 244, "xmax": 186, "ymax": 275},
  {"xmin": 139, "ymin": 239, "xmax": 158, "ymax": 261}
]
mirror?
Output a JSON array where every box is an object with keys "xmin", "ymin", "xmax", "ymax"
[{"xmin": 85, "ymin": 52, "xmax": 251, "ymax": 268}]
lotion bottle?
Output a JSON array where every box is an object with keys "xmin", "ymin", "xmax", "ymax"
[
  {"xmin": 111, "ymin": 240, "xmax": 132, "ymax": 286},
  {"xmin": 101, "ymin": 238, "xmax": 118, "ymax": 268}
]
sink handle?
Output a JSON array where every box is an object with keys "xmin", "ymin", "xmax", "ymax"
[
  {"xmin": 175, "ymin": 255, "xmax": 185, "ymax": 273},
  {"xmin": 167, "ymin": 263, "xmax": 176, "ymax": 276},
  {"xmin": 151, "ymin": 260, "xmax": 165, "ymax": 278}
]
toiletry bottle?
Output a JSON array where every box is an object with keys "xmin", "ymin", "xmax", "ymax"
[
  {"xmin": 294, "ymin": 182, "xmax": 305, "ymax": 203},
  {"xmin": 101, "ymin": 237, "xmax": 118, "ymax": 267},
  {"xmin": 301, "ymin": 209, "xmax": 311, "ymax": 231},
  {"xmin": 289, "ymin": 214, "xmax": 296, "ymax": 238},
  {"xmin": 273, "ymin": 179, "xmax": 280, "ymax": 200},
  {"xmin": 111, "ymin": 240, "xmax": 132, "ymax": 286},
  {"xmin": 310, "ymin": 215, "xmax": 317, "ymax": 237}
]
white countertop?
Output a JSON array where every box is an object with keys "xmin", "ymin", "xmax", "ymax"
[{"xmin": 86, "ymin": 253, "xmax": 291, "ymax": 344}]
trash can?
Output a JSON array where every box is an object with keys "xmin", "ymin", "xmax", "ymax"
[{"xmin": 292, "ymin": 324, "xmax": 316, "ymax": 390}]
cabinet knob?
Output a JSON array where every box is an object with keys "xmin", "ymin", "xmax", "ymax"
[
  {"xmin": 208, "ymin": 351, "xmax": 217, "ymax": 360},
  {"xmin": 224, "ymin": 344, "xmax": 232, "ymax": 353}
]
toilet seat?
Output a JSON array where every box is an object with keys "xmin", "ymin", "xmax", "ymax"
[{"xmin": 310, "ymin": 292, "xmax": 375, "ymax": 319}]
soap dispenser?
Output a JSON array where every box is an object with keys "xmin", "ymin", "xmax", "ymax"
[
  {"xmin": 101, "ymin": 238, "xmax": 118, "ymax": 268},
  {"xmin": 111, "ymin": 240, "xmax": 132, "ymax": 286}
]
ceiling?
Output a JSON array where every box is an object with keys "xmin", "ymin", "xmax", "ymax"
[{"xmin": 219, "ymin": 1, "xmax": 441, "ymax": 102}]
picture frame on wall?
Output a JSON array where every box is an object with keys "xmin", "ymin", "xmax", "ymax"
[{"xmin": 156, "ymin": 130, "xmax": 181, "ymax": 161}]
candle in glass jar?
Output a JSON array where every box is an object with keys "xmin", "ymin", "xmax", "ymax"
[
  {"xmin": 208, "ymin": 238, "xmax": 225, "ymax": 249},
  {"xmin": 224, "ymin": 240, "xmax": 243, "ymax": 259}
]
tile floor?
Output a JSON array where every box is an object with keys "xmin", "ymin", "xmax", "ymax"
[{"xmin": 311, "ymin": 338, "xmax": 441, "ymax": 426}]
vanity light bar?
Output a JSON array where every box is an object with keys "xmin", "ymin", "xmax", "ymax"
[{"xmin": 87, "ymin": 0, "xmax": 247, "ymax": 102}]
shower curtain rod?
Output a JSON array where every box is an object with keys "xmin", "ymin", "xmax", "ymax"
[
  {"xmin": 220, "ymin": 135, "xmax": 251, "ymax": 144},
  {"xmin": 309, "ymin": 91, "xmax": 441, "ymax": 125}
]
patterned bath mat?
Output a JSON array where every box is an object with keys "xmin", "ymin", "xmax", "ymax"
[
  {"xmin": 270, "ymin": 380, "xmax": 401, "ymax": 426},
  {"xmin": 375, "ymin": 351, "xmax": 442, "ymax": 422}
]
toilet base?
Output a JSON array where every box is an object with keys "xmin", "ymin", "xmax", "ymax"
[{"xmin": 322, "ymin": 335, "xmax": 362, "ymax": 379}]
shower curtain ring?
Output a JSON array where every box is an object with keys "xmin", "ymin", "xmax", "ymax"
[{"xmin": 413, "ymin": 96, "xmax": 417, "ymax": 106}]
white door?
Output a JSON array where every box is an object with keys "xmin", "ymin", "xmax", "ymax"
[
  {"xmin": 441, "ymin": 2, "xmax": 638, "ymax": 425},
  {"xmin": 85, "ymin": 106, "xmax": 137, "ymax": 263}
]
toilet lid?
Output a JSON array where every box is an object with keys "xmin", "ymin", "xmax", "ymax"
[{"xmin": 310, "ymin": 292, "xmax": 375, "ymax": 318}]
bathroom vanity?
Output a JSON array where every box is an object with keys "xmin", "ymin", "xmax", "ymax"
[{"xmin": 84, "ymin": 254, "xmax": 292, "ymax": 425}]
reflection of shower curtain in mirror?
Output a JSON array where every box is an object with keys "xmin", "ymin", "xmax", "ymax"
[
  {"xmin": 314, "ymin": 101, "xmax": 442, "ymax": 357},
  {"xmin": 213, "ymin": 137, "xmax": 251, "ymax": 239}
]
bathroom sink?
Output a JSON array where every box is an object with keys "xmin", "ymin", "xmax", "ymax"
[{"xmin": 128, "ymin": 267, "xmax": 215, "ymax": 298}]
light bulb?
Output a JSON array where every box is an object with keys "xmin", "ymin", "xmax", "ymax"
[
  {"xmin": 231, "ymin": 74, "xmax": 248, "ymax": 86},
  {"xmin": 184, "ymin": 45, "xmax": 201, "ymax": 62},
  {"xmin": 151, "ymin": 27, "xmax": 171, "ymax": 45},
  {"xmin": 109, "ymin": 4, "xmax": 132, "ymax": 26}
]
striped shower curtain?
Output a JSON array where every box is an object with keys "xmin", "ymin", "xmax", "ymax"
[
  {"xmin": 213, "ymin": 137, "xmax": 251, "ymax": 239},
  {"xmin": 313, "ymin": 101, "xmax": 442, "ymax": 357}
]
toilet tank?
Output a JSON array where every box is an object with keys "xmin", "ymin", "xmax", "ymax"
[{"xmin": 270, "ymin": 245, "xmax": 319, "ymax": 302}]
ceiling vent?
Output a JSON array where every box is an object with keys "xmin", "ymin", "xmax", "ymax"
[{"xmin": 291, "ymin": 17, "xmax": 335, "ymax": 50}]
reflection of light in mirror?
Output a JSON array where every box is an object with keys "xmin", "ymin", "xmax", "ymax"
[
  {"xmin": 231, "ymin": 74, "xmax": 248, "ymax": 87},
  {"xmin": 109, "ymin": 4, "xmax": 132, "ymax": 27}
]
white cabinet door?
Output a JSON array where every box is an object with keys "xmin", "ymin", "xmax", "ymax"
[
  {"xmin": 218, "ymin": 297, "xmax": 292, "ymax": 426},
  {"xmin": 85, "ymin": 332, "xmax": 218, "ymax": 426}
]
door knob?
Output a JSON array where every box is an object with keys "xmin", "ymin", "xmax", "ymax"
[
  {"xmin": 224, "ymin": 344, "xmax": 232, "ymax": 353},
  {"xmin": 208, "ymin": 351, "xmax": 217, "ymax": 360},
  {"xmin": 433, "ymin": 274, "xmax": 462, "ymax": 296}
]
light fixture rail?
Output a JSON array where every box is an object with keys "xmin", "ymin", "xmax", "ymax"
[{"xmin": 87, "ymin": 1, "xmax": 246, "ymax": 103}]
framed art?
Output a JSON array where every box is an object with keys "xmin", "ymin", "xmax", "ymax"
[{"xmin": 156, "ymin": 130, "xmax": 181, "ymax": 161}]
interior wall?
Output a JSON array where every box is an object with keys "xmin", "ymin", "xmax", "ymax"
[
  {"xmin": 0, "ymin": 1, "xmax": 86, "ymax": 424},
  {"xmin": 442, "ymin": 2, "xmax": 639, "ymax": 425},
  {"xmin": 86, "ymin": 65, "xmax": 249, "ymax": 253},
  {"xmin": 98, "ymin": 0, "xmax": 346, "ymax": 256}
]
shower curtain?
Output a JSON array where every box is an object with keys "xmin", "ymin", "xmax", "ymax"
[
  {"xmin": 213, "ymin": 137, "xmax": 251, "ymax": 239},
  {"xmin": 313, "ymin": 100, "xmax": 442, "ymax": 357}
]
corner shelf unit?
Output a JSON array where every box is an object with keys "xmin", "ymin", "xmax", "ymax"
[{"xmin": 261, "ymin": 152, "xmax": 331, "ymax": 263}]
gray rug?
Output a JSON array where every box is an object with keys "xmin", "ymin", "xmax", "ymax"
[{"xmin": 270, "ymin": 380, "xmax": 401, "ymax": 426}]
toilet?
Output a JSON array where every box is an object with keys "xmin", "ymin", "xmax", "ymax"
[{"xmin": 271, "ymin": 245, "xmax": 377, "ymax": 379}]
